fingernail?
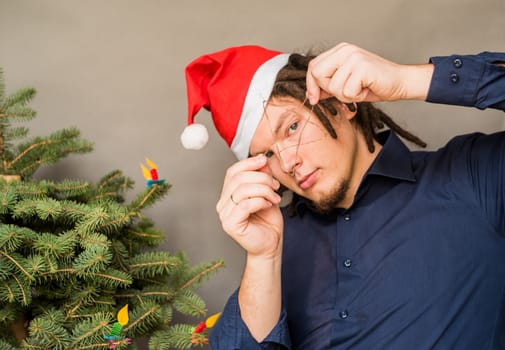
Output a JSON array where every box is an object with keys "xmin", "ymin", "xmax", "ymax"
[
  {"xmin": 307, "ymin": 93, "xmax": 316, "ymax": 105},
  {"xmin": 255, "ymin": 154, "xmax": 266, "ymax": 163},
  {"xmin": 273, "ymin": 178, "xmax": 280, "ymax": 189}
]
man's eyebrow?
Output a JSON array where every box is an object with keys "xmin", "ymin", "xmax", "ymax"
[{"xmin": 265, "ymin": 108, "xmax": 292, "ymax": 137}]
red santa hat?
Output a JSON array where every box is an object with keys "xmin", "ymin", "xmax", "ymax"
[{"xmin": 181, "ymin": 45, "xmax": 290, "ymax": 160}]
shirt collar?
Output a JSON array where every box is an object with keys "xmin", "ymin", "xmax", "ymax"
[
  {"xmin": 293, "ymin": 131, "xmax": 417, "ymax": 216},
  {"xmin": 366, "ymin": 131, "xmax": 417, "ymax": 182}
]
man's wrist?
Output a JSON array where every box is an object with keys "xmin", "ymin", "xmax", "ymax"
[{"xmin": 402, "ymin": 63, "xmax": 435, "ymax": 101}]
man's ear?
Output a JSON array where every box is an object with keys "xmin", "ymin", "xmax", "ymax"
[{"xmin": 341, "ymin": 102, "xmax": 358, "ymax": 120}]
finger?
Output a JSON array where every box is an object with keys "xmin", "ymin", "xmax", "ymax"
[
  {"xmin": 217, "ymin": 170, "xmax": 280, "ymax": 211},
  {"xmin": 217, "ymin": 155, "xmax": 268, "ymax": 209},
  {"xmin": 306, "ymin": 53, "xmax": 338, "ymax": 104},
  {"xmin": 306, "ymin": 67, "xmax": 322, "ymax": 105},
  {"xmin": 219, "ymin": 197, "xmax": 274, "ymax": 236},
  {"xmin": 343, "ymin": 74, "xmax": 371, "ymax": 102},
  {"xmin": 217, "ymin": 180, "xmax": 281, "ymax": 230},
  {"xmin": 231, "ymin": 183, "xmax": 282, "ymax": 208},
  {"xmin": 225, "ymin": 154, "xmax": 268, "ymax": 180},
  {"xmin": 306, "ymin": 44, "xmax": 355, "ymax": 104}
]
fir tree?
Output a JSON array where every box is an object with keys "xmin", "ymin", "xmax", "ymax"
[{"xmin": 0, "ymin": 67, "xmax": 223, "ymax": 349}]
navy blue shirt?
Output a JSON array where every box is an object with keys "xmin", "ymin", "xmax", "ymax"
[{"xmin": 210, "ymin": 52, "xmax": 505, "ymax": 349}]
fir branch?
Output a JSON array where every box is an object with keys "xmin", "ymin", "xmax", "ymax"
[
  {"xmin": 123, "ymin": 302, "xmax": 160, "ymax": 335},
  {"xmin": 109, "ymin": 240, "xmax": 129, "ymax": 272},
  {"xmin": 74, "ymin": 246, "xmax": 112, "ymax": 276},
  {"xmin": 68, "ymin": 313, "xmax": 111, "ymax": 348},
  {"xmin": 21, "ymin": 343, "xmax": 47, "ymax": 349},
  {"xmin": 11, "ymin": 274, "xmax": 30, "ymax": 306},
  {"xmin": 33, "ymin": 231, "xmax": 77, "ymax": 259},
  {"xmin": 96, "ymin": 170, "xmax": 133, "ymax": 192},
  {"xmin": 126, "ymin": 221, "xmax": 165, "ymax": 246},
  {"xmin": 3, "ymin": 104, "xmax": 36, "ymax": 121},
  {"xmin": 38, "ymin": 267, "xmax": 75, "ymax": 277},
  {"xmin": 176, "ymin": 259, "xmax": 224, "ymax": 293},
  {"xmin": 0, "ymin": 257, "xmax": 14, "ymax": 281},
  {"xmin": 0, "ymin": 280, "xmax": 15, "ymax": 303},
  {"xmin": 151, "ymin": 324, "xmax": 195, "ymax": 349},
  {"xmin": 4, "ymin": 126, "xmax": 29, "ymax": 141},
  {"xmin": 0, "ymin": 249, "xmax": 33, "ymax": 280},
  {"xmin": 115, "ymin": 286, "xmax": 175, "ymax": 304},
  {"xmin": 25, "ymin": 254, "xmax": 47, "ymax": 276},
  {"xmin": 128, "ymin": 252, "xmax": 180, "ymax": 279},
  {"xmin": 24, "ymin": 310, "xmax": 72, "ymax": 349},
  {"xmin": 0, "ymin": 339, "xmax": 17, "ymax": 350},
  {"xmin": 0, "ymin": 182, "xmax": 18, "ymax": 214},
  {"xmin": 0, "ymin": 303, "xmax": 17, "ymax": 325},
  {"xmin": 122, "ymin": 183, "xmax": 170, "ymax": 225},
  {"xmin": 8, "ymin": 135, "xmax": 72, "ymax": 168},
  {"xmin": 1, "ymin": 87, "xmax": 36, "ymax": 111},
  {"xmin": 0, "ymin": 225, "xmax": 35, "ymax": 252},
  {"xmin": 172, "ymin": 289, "xmax": 206, "ymax": 317},
  {"xmin": 65, "ymin": 299, "xmax": 85, "ymax": 322},
  {"xmin": 78, "ymin": 232, "xmax": 110, "ymax": 250},
  {"xmin": 51, "ymin": 180, "xmax": 91, "ymax": 199},
  {"xmin": 72, "ymin": 342, "xmax": 113, "ymax": 350},
  {"xmin": 2, "ymin": 180, "xmax": 48, "ymax": 199},
  {"xmin": 92, "ymin": 268, "xmax": 132, "ymax": 288},
  {"xmin": 16, "ymin": 144, "xmax": 93, "ymax": 177}
]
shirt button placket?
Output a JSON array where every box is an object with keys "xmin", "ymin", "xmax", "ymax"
[{"xmin": 338, "ymin": 212, "xmax": 352, "ymax": 321}]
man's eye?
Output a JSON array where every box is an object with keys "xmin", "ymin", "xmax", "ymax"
[
  {"xmin": 265, "ymin": 150, "xmax": 274, "ymax": 158},
  {"xmin": 288, "ymin": 122, "xmax": 299, "ymax": 133}
]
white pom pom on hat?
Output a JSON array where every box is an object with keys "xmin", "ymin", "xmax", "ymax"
[
  {"xmin": 180, "ymin": 123, "xmax": 209, "ymax": 150},
  {"xmin": 182, "ymin": 45, "xmax": 290, "ymax": 160}
]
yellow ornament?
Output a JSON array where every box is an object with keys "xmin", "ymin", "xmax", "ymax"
[{"xmin": 117, "ymin": 304, "xmax": 129, "ymax": 326}]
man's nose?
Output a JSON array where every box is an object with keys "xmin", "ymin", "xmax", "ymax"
[{"xmin": 277, "ymin": 143, "xmax": 300, "ymax": 175}]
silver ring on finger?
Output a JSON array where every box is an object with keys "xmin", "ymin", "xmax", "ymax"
[{"xmin": 230, "ymin": 193, "xmax": 239, "ymax": 205}]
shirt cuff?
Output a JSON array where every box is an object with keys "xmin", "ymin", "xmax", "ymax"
[
  {"xmin": 209, "ymin": 289, "xmax": 291, "ymax": 349},
  {"xmin": 427, "ymin": 52, "xmax": 505, "ymax": 110}
]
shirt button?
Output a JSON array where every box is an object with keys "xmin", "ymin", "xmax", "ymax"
[
  {"xmin": 343, "ymin": 259, "xmax": 352, "ymax": 268},
  {"xmin": 453, "ymin": 58, "xmax": 462, "ymax": 68},
  {"xmin": 339, "ymin": 310, "xmax": 349, "ymax": 319},
  {"xmin": 450, "ymin": 73, "xmax": 459, "ymax": 83},
  {"xmin": 344, "ymin": 214, "xmax": 351, "ymax": 221}
]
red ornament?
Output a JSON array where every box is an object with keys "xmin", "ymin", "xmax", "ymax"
[
  {"xmin": 194, "ymin": 321, "xmax": 207, "ymax": 334},
  {"xmin": 150, "ymin": 168, "xmax": 158, "ymax": 180}
]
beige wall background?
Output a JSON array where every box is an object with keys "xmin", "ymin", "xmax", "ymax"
[{"xmin": 1, "ymin": 0, "xmax": 504, "ymax": 347}]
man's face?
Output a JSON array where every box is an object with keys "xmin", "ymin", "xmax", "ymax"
[{"xmin": 249, "ymin": 97, "xmax": 365, "ymax": 210}]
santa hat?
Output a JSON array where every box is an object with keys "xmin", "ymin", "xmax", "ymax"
[{"xmin": 181, "ymin": 45, "xmax": 290, "ymax": 160}]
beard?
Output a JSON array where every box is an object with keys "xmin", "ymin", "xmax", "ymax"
[{"xmin": 313, "ymin": 178, "xmax": 350, "ymax": 214}]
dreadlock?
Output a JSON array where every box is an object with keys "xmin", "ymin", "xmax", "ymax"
[{"xmin": 269, "ymin": 53, "xmax": 427, "ymax": 216}]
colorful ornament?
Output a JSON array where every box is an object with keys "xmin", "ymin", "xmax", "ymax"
[
  {"xmin": 190, "ymin": 312, "xmax": 221, "ymax": 345},
  {"xmin": 104, "ymin": 305, "xmax": 131, "ymax": 349},
  {"xmin": 140, "ymin": 158, "xmax": 166, "ymax": 188}
]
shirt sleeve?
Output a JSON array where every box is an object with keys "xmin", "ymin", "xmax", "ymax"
[
  {"xmin": 426, "ymin": 52, "xmax": 505, "ymax": 111},
  {"xmin": 209, "ymin": 289, "xmax": 292, "ymax": 350}
]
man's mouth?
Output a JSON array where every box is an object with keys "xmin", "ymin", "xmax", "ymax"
[{"xmin": 297, "ymin": 170, "xmax": 319, "ymax": 190}]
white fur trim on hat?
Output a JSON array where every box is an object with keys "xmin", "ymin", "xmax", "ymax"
[
  {"xmin": 231, "ymin": 53, "xmax": 290, "ymax": 160},
  {"xmin": 181, "ymin": 123, "xmax": 209, "ymax": 150}
]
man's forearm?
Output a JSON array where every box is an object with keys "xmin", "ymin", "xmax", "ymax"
[{"xmin": 238, "ymin": 254, "xmax": 282, "ymax": 342}]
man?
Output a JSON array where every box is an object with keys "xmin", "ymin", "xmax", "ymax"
[{"xmin": 181, "ymin": 43, "xmax": 505, "ymax": 349}]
